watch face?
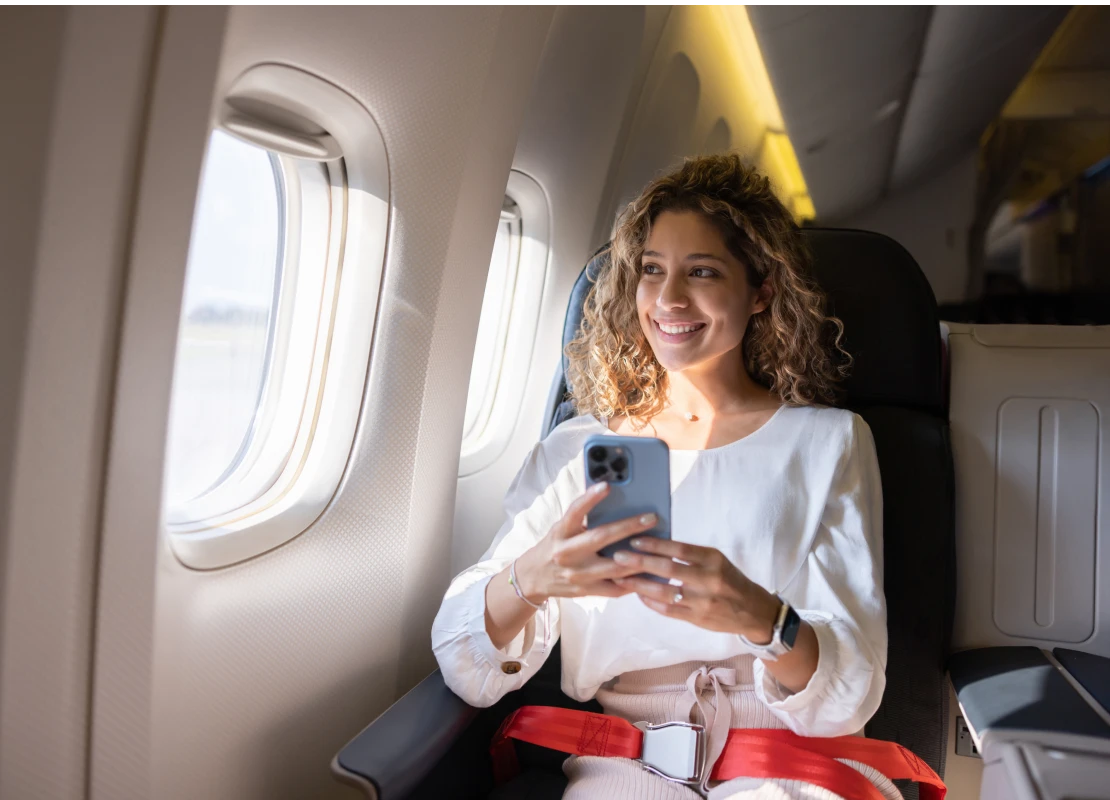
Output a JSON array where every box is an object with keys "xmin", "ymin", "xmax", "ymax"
[{"xmin": 781, "ymin": 605, "xmax": 802, "ymax": 649}]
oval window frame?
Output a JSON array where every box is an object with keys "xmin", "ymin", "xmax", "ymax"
[{"xmin": 167, "ymin": 64, "xmax": 389, "ymax": 570}]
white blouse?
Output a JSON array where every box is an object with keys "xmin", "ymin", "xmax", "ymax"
[{"xmin": 431, "ymin": 405, "xmax": 887, "ymax": 737}]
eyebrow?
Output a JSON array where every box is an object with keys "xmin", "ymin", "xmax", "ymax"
[{"xmin": 643, "ymin": 250, "xmax": 728, "ymax": 265}]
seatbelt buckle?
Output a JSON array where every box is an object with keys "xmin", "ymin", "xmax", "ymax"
[{"xmin": 634, "ymin": 721, "xmax": 705, "ymax": 785}]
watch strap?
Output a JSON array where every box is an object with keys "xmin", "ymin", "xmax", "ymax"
[{"xmin": 739, "ymin": 595, "xmax": 795, "ymax": 660}]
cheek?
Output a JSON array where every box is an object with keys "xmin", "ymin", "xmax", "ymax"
[
  {"xmin": 706, "ymin": 291, "xmax": 751, "ymax": 341},
  {"xmin": 635, "ymin": 281, "xmax": 654, "ymax": 318}
]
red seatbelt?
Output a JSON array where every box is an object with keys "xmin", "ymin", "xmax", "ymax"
[{"xmin": 491, "ymin": 706, "xmax": 946, "ymax": 800}]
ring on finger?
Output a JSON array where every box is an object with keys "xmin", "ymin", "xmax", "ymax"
[{"xmin": 672, "ymin": 591, "xmax": 683, "ymax": 604}]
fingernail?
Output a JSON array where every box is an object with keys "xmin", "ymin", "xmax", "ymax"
[
  {"xmin": 630, "ymin": 538, "xmax": 645, "ymax": 548},
  {"xmin": 592, "ymin": 482, "xmax": 608, "ymax": 494},
  {"xmin": 639, "ymin": 513, "xmax": 657, "ymax": 526},
  {"xmin": 613, "ymin": 551, "xmax": 633, "ymax": 564}
]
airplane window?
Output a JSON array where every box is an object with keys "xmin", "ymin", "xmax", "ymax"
[
  {"xmin": 459, "ymin": 172, "xmax": 550, "ymax": 475},
  {"xmin": 165, "ymin": 130, "xmax": 283, "ymax": 513},
  {"xmin": 164, "ymin": 129, "xmax": 338, "ymax": 529},
  {"xmin": 162, "ymin": 64, "xmax": 389, "ymax": 569},
  {"xmin": 463, "ymin": 198, "xmax": 521, "ymax": 443}
]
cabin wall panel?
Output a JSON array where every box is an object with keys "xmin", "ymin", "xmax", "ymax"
[
  {"xmin": 0, "ymin": 5, "xmax": 66, "ymax": 663},
  {"xmin": 0, "ymin": 7, "xmax": 158, "ymax": 799},
  {"xmin": 840, "ymin": 150, "xmax": 978, "ymax": 305},
  {"xmin": 89, "ymin": 7, "xmax": 554, "ymax": 800}
]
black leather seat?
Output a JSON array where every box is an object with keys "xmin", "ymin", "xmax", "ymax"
[{"xmin": 334, "ymin": 228, "xmax": 955, "ymax": 800}]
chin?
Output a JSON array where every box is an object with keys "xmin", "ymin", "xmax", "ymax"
[{"xmin": 651, "ymin": 349, "xmax": 699, "ymax": 374}]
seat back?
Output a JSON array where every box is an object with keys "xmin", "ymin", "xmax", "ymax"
[
  {"xmin": 544, "ymin": 229, "xmax": 955, "ymax": 796},
  {"xmin": 946, "ymin": 322, "xmax": 1110, "ymax": 657}
]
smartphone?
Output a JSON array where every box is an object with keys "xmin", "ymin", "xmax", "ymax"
[{"xmin": 582, "ymin": 434, "xmax": 671, "ymax": 566}]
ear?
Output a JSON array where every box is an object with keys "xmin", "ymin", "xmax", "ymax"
[{"xmin": 751, "ymin": 281, "xmax": 773, "ymax": 315}]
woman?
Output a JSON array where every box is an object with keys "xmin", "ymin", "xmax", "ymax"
[{"xmin": 433, "ymin": 154, "xmax": 894, "ymax": 799}]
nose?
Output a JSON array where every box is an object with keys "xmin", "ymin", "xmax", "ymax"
[{"xmin": 656, "ymin": 272, "xmax": 689, "ymax": 311}]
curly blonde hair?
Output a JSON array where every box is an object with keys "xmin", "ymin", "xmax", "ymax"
[{"xmin": 565, "ymin": 153, "xmax": 849, "ymax": 421}]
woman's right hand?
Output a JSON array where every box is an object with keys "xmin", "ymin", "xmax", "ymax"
[{"xmin": 512, "ymin": 482, "xmax": 660, "ymax": 603}]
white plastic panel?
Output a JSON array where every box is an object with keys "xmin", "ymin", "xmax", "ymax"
[
  {"xmin": 90, "ymin": 8, "xmax": 555, "ymax": 800},
  {"xmin": 994, "ymin": 399, "xmax": 1098, "ymax": 642},
  {"xmin": 949, "ymin": 323, "xmax": 1110, "ymax": 656},
  {"xmin": 981, "ymin": 741, "xmax": 1110, "ymax": 800}
]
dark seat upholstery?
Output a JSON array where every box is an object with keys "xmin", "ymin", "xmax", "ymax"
[{"xmin": 334, "ymin": 228, "xmax": 955, "ymax": 800}]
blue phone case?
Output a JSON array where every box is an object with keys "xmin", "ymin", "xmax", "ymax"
[{"xmin": 582, "ymin": 434, "xmax": 671, "ymax": 565}]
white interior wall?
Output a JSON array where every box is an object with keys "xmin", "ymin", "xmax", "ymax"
[
  {"xmin": 0, "ymin": 8, "xmax": 158, "ymax": 799},
  {"xmin": 452, "ymin": 6, "xmax": 667, "ymax": 572},
  {"xmin": 0, "ymin": 4, "xmax": 66, "ymax": 673},
  {"xmin": 840, "ymin": 149, "xmax": 978, "ymax": 304},
  {"xmin": 86, "ymin": 8, "xmax": 555, "ymax": 800}
]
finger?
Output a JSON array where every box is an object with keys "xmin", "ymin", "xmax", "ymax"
[
  {"xmin": 565, "ymin": 556, "xmax": 648, "ymax": 584},
  {"xmin": 556, "ymin": 482, "xmax": 610, "ymax": 538},
  {"xmin": 580, "ymin": 580, "xmax": 637, "ymax": 598},
  {"xmin": 639, "ymin": 595, "xmax": 696, "ymax": 620},
  {"xmin": 629, "ymin": 537, "xmax": 714, "ymax": 564},
  {"xmin": 617, "ymin": 576, "xmax": 685, "ymax": 603},
  {"xmin": 611, "ymin": 551, "xmax": 702, "ymax": 584},
  {"xmin": 564, "ymin": 512, "xmax": 659, "ymax": 557}
]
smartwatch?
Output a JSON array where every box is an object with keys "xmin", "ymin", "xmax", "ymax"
[{"xmin": 739, "ymin": 594, "xmax": 801, "ymax": 661}]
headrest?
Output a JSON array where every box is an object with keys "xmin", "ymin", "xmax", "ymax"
[{"xmin": 557, "ymin": 228, "xmax": 944, "ymax": 418}]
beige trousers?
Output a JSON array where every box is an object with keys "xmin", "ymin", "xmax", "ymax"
[{"xmin": 561, "ymin": 656, "xmax": 903, "ymax": 800}]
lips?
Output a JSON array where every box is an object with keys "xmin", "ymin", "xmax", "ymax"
[{"xmin": 653, "ymin": 319, "xmax": 706, "ymax": 344}]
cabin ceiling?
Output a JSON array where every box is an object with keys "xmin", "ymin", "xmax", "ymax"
[{"xmin": 748, "ymin": 5, "xmax": 1069, "ymax": 223}]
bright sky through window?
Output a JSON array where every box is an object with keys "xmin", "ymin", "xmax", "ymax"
[{"xmin": 164, "ymin": 131, "xmax": 283, "ymax": 510}]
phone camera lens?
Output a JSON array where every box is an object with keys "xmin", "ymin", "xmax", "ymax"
[
  {"xmin": 589, "ymin": 465, "xmax": 608, "ymax": 481},
  {"xmin": 588, "ymin": 446, "xmax": 607, "ymax": 462},
  {"xmin": 610, "ymin": 456, "xmax": 627, "ymax": 473}
]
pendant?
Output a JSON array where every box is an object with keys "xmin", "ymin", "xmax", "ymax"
[{"xmin": 684, "ymin": 412, "xmax": 698, "ymax": 422}]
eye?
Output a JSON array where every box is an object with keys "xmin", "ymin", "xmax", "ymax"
[
  {"xmin": 641, "ymin": 263, "xmax": 663, "ymax": 275},
  {"xmin": 690, "ymin": 267, "xmax": 719, "ymax": 278}
]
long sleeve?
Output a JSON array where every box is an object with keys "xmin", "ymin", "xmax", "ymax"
[
  {"xmin": 431, "ymin": 442, "xmax": 565, "ymax": 708},
  {"xmin": 753, "ymin": 413, "xmax": 887, "ymax": 736}
]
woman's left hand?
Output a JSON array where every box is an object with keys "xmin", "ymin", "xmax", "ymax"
[{"xmin": 613, "ymin": 538, "xmax": 782, "ymax": 643}]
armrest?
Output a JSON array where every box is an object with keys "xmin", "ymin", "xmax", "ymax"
[
  {"xmin": 948, "ymin": 646, "xmax": 1110, "ymax": 756},
  {"xmin": 1054, "ymin": 648, "xmax": 1110, "ymax": 714},
  {"xmin": 332, "ymin": 670, "xmax": 480, "ymax": 800}
]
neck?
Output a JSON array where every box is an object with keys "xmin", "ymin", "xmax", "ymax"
[{"xmin": 663, "ymin": 350, "xmax": 768, "ymax": 418}]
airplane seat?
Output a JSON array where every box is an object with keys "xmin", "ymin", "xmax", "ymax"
[{"xmin": 333, "ymin": 229, "xmax": 955, "ymax": 800}]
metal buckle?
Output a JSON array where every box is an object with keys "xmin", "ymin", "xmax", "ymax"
[{"xmin": 633, "ymin": 721, "xmax": 705, "ymax": 785}]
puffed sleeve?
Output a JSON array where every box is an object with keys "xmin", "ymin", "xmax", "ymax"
[
  {"xmin": 753, "ymin": 413, "xmax": 887, "ymax": 736},
  {"xmin": 431, "ymin": 441, "xmax": 564, "ymax": 707}
]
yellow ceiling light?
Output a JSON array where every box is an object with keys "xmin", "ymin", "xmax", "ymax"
[{"xmin": 716, "ymin": 5, "xmax": 815, "ymax": 222}]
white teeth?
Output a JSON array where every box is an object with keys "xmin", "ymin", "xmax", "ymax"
[{"xmin": 658, "ymin": 323, "xmax": 702, "ymax": 335}]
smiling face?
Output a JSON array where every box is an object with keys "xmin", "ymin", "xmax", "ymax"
[{"xmin": 636, "ymin": 210, "xmax": 770, "ymax": 375}]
